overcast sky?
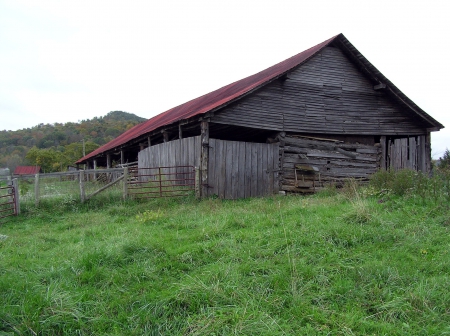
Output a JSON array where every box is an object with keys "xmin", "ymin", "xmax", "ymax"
[{"xmin": 1, "ymin": 0, "xmax": 449, "ymax": 158}]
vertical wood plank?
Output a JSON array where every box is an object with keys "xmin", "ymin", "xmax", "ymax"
[
  {"xmin": 267, "ymin": 144, "xmax": 274, "ymax": 195},
  {"xmin": 208, "ymin": 139, "xmax": 217, "ymax": 196},
  {"xmin": 237, "ymin": 141, "xmax": 246, "ymax": 199},
  {"xmin": 225, "ymin": 141, "xmax": 233, "ymax": 199},
  {"xmin": 244, "ymin": 142, "xmax": 252, "ymax": 198},
  {"xmin": 218, "ymin": 140, "xmax": 226, "ymax": 199},
  {"xmin": 261, "ymin": 143, "xmax": 268, "ymax": 196},
  {"xmin": 230, "ymin": 141, "xmax": 239, "ymax": 199},
  {"xmin": 251, "ymin": 143, "xmax": 258, "ymax": 197}
]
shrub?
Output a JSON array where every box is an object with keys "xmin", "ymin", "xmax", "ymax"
[
  {"xmin": 369, "ymin": 169, "xmax": 393, "ymax": 191},
  {"xmin": 390, "ymin": 169, "xmax": 416, "ymax": 196}
]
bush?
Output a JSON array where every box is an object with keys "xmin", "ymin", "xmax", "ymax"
[
  {"xmin": 390, "ymin": 169, "xmax": 416, "ymax": 196},
  {"xmin": 369, "ymin": 169, "xmax": 393, "ymax": 191}
]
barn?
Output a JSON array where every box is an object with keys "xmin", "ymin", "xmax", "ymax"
[{"xmin": 76, "ymin": 33, "xmax": 444, "ymax": 198}]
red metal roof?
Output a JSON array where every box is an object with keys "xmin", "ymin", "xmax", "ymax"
[
  {"xmin": 13, "ymin": 166, "xmax": 41, "ymax": 175},
  {"xmin": 77, "ymin": 33, "xmax": 444, "ymax": 164},
  {"xmin": 77, "ymin": 35, "xmax": 337, "ymax": 164}
]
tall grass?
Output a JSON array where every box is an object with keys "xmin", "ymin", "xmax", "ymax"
[{"xmin": 1, "ymin": 172, "xmax": 449, "ymax": 334}]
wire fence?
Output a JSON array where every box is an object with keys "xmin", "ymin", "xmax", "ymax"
[{"xmin": 13, "ymin": 169, "xmax": 125, "ymax": 205}]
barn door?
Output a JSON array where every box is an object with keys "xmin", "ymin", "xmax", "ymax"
[{"xmin": 207, "ymin": 139, "xmax": 279, "ymax": 199}]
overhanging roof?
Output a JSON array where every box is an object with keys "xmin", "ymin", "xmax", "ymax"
[{"xmin": 77, "ymin": 34, "xmax": 444, "ymax": 164}]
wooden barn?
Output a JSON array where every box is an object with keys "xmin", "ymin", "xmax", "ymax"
[{"xmin": 76, "ymin": 33, "xmax": 444, "ymax": 198}]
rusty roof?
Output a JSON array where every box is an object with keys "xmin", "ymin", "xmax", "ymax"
[
  {"xmin": 13, "ymin": 166, "xmax": 41, "ymax": 175},
  {"xmin": 77, "ymin": 33, "xmax": 444, "ymax": 164}
]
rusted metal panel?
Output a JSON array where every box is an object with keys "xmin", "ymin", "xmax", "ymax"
[{"xmin": 13, "ymin": 166, "xmax": 41, "ymax": 175}]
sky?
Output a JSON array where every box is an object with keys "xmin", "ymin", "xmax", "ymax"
[{"xmin": 1, "ymin": 0, "xmax": 449, "ymax": 158}]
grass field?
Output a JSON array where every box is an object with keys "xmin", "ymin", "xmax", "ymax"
[{"xmin": 1, "ymin": 174, "xmax": 450, "ymax": 335}]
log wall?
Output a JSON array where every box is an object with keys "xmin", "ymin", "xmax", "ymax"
[
  {"xmin": 212, "ymin": 46, "xmax": 426, "ymax": 136},
  {"xmin": 280, "ymin": 135, "xmax": 380, "ymax": 192}
]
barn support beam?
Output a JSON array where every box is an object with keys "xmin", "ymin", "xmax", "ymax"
[
  {"xmin": 380, "ymin": 136, "xmax": 386, "ymax": 170},
  {"xmin": 106, "ymin": 154, "xmax": 111, "ymax": 169},
  {"xmin": 93, "ymin": 159, "xmax": 97, "ymax": 181},
  {"xmin": 200, "ymin": 120, "xmax": 209, "ymax": 197},
  {"xmin": 120, "ymin": 150, "xmax": 125, "ymax": 165},
  {"xmin": 162, "ymin": 130, "xmax": 169, "ymax": 143},
  {"xmin": 179, "ymin": 124, "xmax": 183, "ymax": 139},
  {"xmin": 147, "ymin": 136, "xmax": 151, "ymax": 147}
]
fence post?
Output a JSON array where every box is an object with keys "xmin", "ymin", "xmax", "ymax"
[
  {"xmin": 79, "ymin": 170, "xmax": 85, "ymax": 203},
  {"xmin": 123, "ymin": 167, "xmax": 128, "ymax": 200},
  {"xmin": 12, "ymin": 178, "xmax": 20, "ymax": 215},
  {"xmin": 34, "ymin": 173, "xmax": 40, "ymax": 207},
  {"xmin": 195, "ymin": 167, "xmax": 200, "ymax": 199}
]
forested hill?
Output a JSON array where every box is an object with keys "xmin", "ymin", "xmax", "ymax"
[{"xmin": 0, "ymin": 111, "xmax": 146, "ymax": 173}]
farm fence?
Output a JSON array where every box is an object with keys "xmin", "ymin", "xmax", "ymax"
[{"xmin": 127, "ymin": 165, "xmax": 197, "ymax": 199}]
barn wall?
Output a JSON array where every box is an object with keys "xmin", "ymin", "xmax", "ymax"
[
  {"xmin": 138, "ymin": 136, "xmax": 201, "ymax": 168},
  {"xmin": 207, "ymin": 139, "xmax": 279, "ymax": 199},
  {"xmin": 280, "ymin": 135, "xmax": 380, "ymax": 192},
  {"xmin": 385, "ymin": 134, "xmax": 431, "ymax": 172},
  {"xmin": 212, "ymin": 46, "xmax": 426, "ymax": 136}
]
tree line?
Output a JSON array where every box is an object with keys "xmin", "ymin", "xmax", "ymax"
[{"xmin": 0, "ymin": 111, "xmax": 146, "ymax": 173}]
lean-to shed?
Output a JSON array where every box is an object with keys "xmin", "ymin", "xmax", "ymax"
[{"xmin": 76, "ymin": 33, "xmax": 444, "ymax": 198}]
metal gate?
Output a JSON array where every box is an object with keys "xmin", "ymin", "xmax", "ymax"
[
  {"xmin": 127, "ymin": 165, "xmax": 196, "ymax": 198},
  {"xmin": 0, "ymin": 185, "xmax": 17, "ymax": 220}
]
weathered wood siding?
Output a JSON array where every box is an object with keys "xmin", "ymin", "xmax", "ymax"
[
  {"xmin": 280, "ymin": 135, "xmax": 380, "ymax": 192},
  {"xmin": 212, "ymin": 46, "xmax": 426, "ymax": 136},
  {"xmin": 138, "ymin": 136, "xmax": 201, "ymax": 168},
  {"xmin": 386, "ymin": 135, "xmax": 431, "ymax": 172},
  {"xmin": 207, "ymin": 139, "xmax": 279, "ymax": 199},
  {"xmin": 138, "ymin": 136, "xmax": 201, "ymax": 187}
]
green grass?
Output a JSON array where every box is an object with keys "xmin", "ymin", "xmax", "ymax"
[{"xmin": 1, "ymin": 188, "xmax": 450, "ymax": 335}]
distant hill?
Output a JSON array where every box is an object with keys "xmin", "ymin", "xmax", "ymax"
[{"xmin": 0, "ymin": 111, "xmax": 146, "ymax": 173}]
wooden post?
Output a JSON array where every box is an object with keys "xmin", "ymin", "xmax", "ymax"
[
  {"xmin": 12, "ymin": 178, "xmax": 20, "ymax": 215},
  {"xmin": 121, "ymin": 149, "xmax": 125, "ymax": 165},
  {"xmin": 123, "ymin": 167, "xmax": 128, "ymax": 200},
  {"xmin": 93, "ymin": 159, "xmax": 97, "ymax": 181},
  {"xmin": 34, "ymin": 173, "xmax": 40, "ymax": 207},
  {"xmin": 106, "ymin": 154, "xmax": 111, "ymax": 182},
  {"xmin": 162, "ymin": 130, "xmax": 169, "ymax": 143},
  {"xmin": 380, "ymin": 136, "xmax": 386, "ymax": 170},
  {"xmin": 195, "ymin": 167, "xmax": 200, "ymax": 199},
  {"xmin": 179, "ymin": 124, "xmax": 183, "ymax": 139},
  {"xmin": 79, "ymin": 170, "xmax": 85, "ymax": 203},
  {"xmin": 425, "ymin": 133, "xmax": 431, "ymax": 174},
  {"xmin": 147, "ymin": 136, "xmax": 151, "ymax": 147},
  {"xmin": 200, "ymin": 120, "xmax": 209, "ymax": 198}
]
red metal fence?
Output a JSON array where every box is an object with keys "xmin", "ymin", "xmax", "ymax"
[
  {"xmin": 0, "ymin": 186, "xmax": 17, "ymax": 220},
  {"xmin": 127, "ymin": 165, "xmax": 196, "ymax": 199}
]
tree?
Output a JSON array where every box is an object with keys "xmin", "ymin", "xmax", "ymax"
[
  {"xmin": 439, "ymin": 148, "xmax": 450, "ymax": 169},
  {"xmin": 25, "ymin": 147, "xmax": 61, "ymax": 173}
]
